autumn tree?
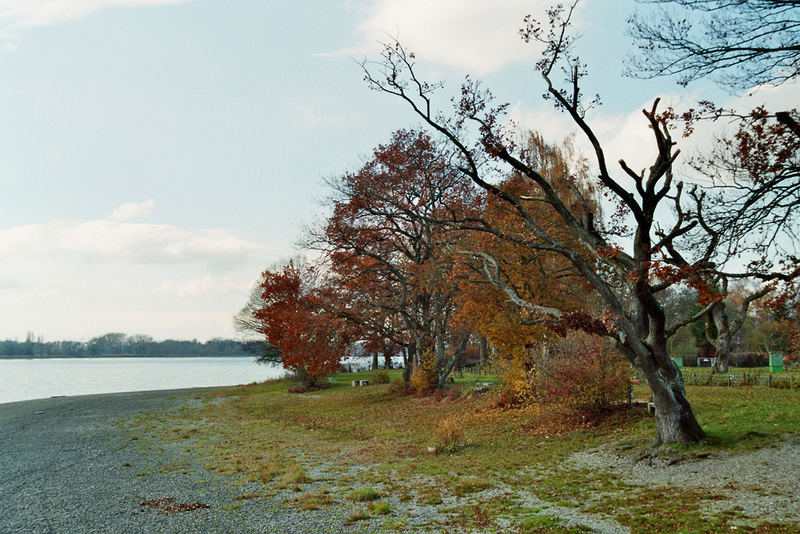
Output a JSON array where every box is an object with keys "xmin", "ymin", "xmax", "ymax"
[
  {"xmin": 361, "ymin": 1, "xmax": 731, "ymax": 444},
  {"xmin": 251, "ymin": 260, "xmax": 351, "ymax": 385},
  {"xmin": 629, "ymin": 0, "xmax": 799, "ymax": 247},
  {"xmin": 454, "ymin": 132, "xmax": 609, "ymax": 403},
  {"xmin": 233, "ymin": 272, "xmax": 283, "ymax": 364},
  {"xmin": 308, "ymin": 129, "xmax": 480, "ymax": 391}
]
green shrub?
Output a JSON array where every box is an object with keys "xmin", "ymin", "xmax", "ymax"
[
  {"xmin": 346, "ymin": 510, "xmax": 371, "ymax": 523},
  {"xmin": 373, "ymin": 370, "xmax": 390, "ymax": 384},
  {"xmin": 368, "ymin": 501, "xmax": 391, "ymax": 515}
]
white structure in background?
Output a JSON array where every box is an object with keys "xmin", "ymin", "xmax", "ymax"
[{"xmin": 340, "ymin": 340, "xmax": 404, "ymax": 372}]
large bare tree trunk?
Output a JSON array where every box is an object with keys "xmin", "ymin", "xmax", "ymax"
[
  {"xmin": 478, "ymin": 335, "xmax": 488, "ymax": 366},
  {"xmin": 708, "ymin": 300, "xmax": 750, "ymax": 374},
  {"xmin": 635, "ymin": 344, "xmax": 704, "ymax": 446},
  {"xmin": 403, "ymin": 343, "xmax": 415, "ymax": 383},
  {"xmin": 711, "ymin": 337, "xmax": 734, "ymax": 373}
]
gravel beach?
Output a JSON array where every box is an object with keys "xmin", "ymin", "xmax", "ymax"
[
  {"xmin": 3, "ymin": 389, "xmax": 798, "ymax": 533},
  {"xmin": 0, "ymin": 389, "xmax": 380, "ymax": 534}
]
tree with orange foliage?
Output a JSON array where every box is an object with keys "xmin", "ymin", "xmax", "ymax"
[
  {"xmin": 454, "ymin": 132, "xmax": 607, "ymax": 403},
  {"xmin": 362, "ymin": 0, "xmax": 800, "ymax": 444},
  {"xmin": 252, "ymin": 260, "xmax": 351, "ymax": 385}
]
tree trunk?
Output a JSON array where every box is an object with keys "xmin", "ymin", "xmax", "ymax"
[
  {"xmin": 372, "ymin": 352, "xmax": 379, "ymax": 370},
  {"xmin": 437, "ymin": 334, "xmax": 470, "ymax": 389},
  {"xmin": 479, "ymin": 335, "xmax": 488, "ymax": 366},
  {"xmin": 711, "ymin": 343, "xmax": 732, "ymax": 373},
  {"xmin": 636, "ymin": 351, "xmax": 704, "ymax": 446},
  {"xmin": 403, "ymin": 344, "xmax": 415, "ymax": 383},
  {"xmin": 709, "ymin": 303, "xmax": 736, "ymax": 374}
]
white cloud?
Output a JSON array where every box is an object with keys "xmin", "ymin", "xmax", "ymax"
[
  {"xmin": 348, "ymin": 0, "xmax": 552, "ymax": 76},
  {"xmin": 510, "ymin": 99, "xmax": 667, "ymax": 178},
  {"xmin": 109, "ymin": 198, "xmax": 155, "ymax": 221},
  {"xmin": 511, "ymin": 76, "xmax": 800, "ymax": 185},
  {"xmin": 160, "ymin": 275, "xmax": 247, "ymax": 298},
  {"xmin": 0, "ymin": 0, "xmax": 189, "ymax": 28},
  {"xmin": 0, "ymin": 220, "xmax": 261, "ymax": 264},
  {"xmin": 294, "ymin": 104, "xmax": 342, "ymax": 129},
  {"xmin": 0, "ymin": 277, "xmax": 19, "ymax": 289},
  {"xmin": 0, "ymin": 218, "xmax": 269, "ymax": 340}
]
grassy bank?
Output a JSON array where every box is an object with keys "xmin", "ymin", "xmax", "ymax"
[{"xmin": 131, "ymin": 371, "xmax": 800, "ymax": 533}]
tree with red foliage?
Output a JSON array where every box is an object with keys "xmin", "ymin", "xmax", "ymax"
[
  {"xmin": 308, "ymin": 129, "xmax": 480, "ymax": 390},
  {"xmin": 253, "ymin": 260, "xmax": 351, "ymax": 385}
]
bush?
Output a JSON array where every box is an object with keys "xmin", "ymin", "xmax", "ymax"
[
  {"xmin": 434, "ymin": 417, "xmax": 464, "ymax": 453},
  {"xmin": 500, "ymin": 331, "xmax": 630, "ymax": 415},
  {"xmin": 288, "ymin": 381, "xmax": 330, "ymax": 394},
  {"xmin": 347, "ymin": 487, "xmax": 381, "ymax": 502},
  {"xmin": 498, "ymin": 346, "xmax": 536, "ymax": 406},
  {"xmin": 387, "ymin": 378, "xmax": 408, "ymax": 397},
  {"xmin": 368, "ymin": 501, "xmax": 391, "ymax": 515},
  {"xmin": 410, "ymin": 352, "xmax": 438, "ymax": 394},
  {"xmin": 372, "ymin": 370, "xmax": 390, "ymax": 384},
  {"xmin": 730, "ymin": 352, "xmax": 769, "ymax": 368},
  {"xmin": 546, "ymin": 346, "xmax": 628, "ymax": 414},
  {"xmin": 288, "ymin": 366, "xmax": 310, "ymax": 386}
]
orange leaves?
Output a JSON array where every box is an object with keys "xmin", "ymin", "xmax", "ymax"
[
  {"xmin": 318, "ymin": 128, "xmax": 484, "ymax": 384},
  {"xmin": 410, "ymin": 350, "xmax": 439, "ymax": 395}
]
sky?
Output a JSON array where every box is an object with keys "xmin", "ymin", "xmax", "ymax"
[{"xmin": 0, "ymin": 0, "xmax": 795, "ymax": 342}]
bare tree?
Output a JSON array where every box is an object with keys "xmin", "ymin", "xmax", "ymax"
[
  {"xmin": 628, "ymin": 1, "xmax": 800, "ymax": 372},
  {"xmin": 627, "ymin": 0, "xmax": 800, "ymax": 90},
  {"xmin": 357, "ymin": 0, "xmax": 800, "ymax": 444}
]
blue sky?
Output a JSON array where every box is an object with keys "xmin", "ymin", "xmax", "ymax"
[{"xmin": 0, "ymin": 0, "xmax": 794, "ymax": 341}]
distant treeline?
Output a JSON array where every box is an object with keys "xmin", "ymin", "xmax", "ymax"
[{"xmin": 0, "ymin": 332, "xmax": 267, "ymax": 359}]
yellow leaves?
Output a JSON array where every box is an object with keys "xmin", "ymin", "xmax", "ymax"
[{"xmin": 410, "ymin": 350, "xmax": 439, "ymax": 394}]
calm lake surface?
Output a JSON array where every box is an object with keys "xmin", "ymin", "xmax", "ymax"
[{"xmin": 0, "ymin": 357, "xmax": 283, "ymax": 404}]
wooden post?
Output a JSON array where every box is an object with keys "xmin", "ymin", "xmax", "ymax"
[{"xmin": 628, "ymin": 381, "xmax": 633, "ymax": 408}]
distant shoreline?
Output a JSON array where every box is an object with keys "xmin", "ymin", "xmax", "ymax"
[{"xmin": 0, "ymin": 354, "xmax": 257, "ymax": 360}]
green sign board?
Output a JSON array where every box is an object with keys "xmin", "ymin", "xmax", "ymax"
[
  {"xmin": 770, "ymin": 353, "xmax": 784, "ymax": 372},
  {"xmin": 673, "ymin": 357, "xmax": 683, "ymax": 368}
]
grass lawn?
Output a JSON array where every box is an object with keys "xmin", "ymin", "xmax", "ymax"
[{"xmin": 132, "ymin": 370, "xmax": 800, "ymax": 533}]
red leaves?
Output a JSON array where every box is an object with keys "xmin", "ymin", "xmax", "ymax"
[
  {"xmin": 552, "ymin": 311, "xmax": 612, "ymax": 338},
  {"xmin": 545, "ymin": 338, "xmax": 629, "ymax": 414},
  {"xmin": 254, "ymin": 261, "xmax": 348, "ymax": 381}
]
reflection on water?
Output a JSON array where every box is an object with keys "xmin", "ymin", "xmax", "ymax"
[{"xmin": 0, "ymin": 357, "xmax": 283, "ymax": 404}]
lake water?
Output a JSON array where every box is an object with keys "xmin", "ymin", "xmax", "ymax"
[{"xmin": 0, "ymin": 357, "xmax": 284, "ymax": 404}]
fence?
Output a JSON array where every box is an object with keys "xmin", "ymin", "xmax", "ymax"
[{"xmin": 682, "ymin": 371, "xmax": 800, "ymax": 389}]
